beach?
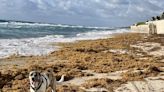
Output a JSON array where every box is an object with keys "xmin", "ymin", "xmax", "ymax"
[
  {"xmin": 1, "ymin": 0, "xmax": 164, "ymax": 92},
  {"xmin": 0, "ymin": 33, "xmax": 164, "ymax": 92}
]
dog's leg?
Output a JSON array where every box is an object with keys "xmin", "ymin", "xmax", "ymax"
[
  {"xmin": 51, "ymin": 78, "xmax": 56, "ymax": 92},
  {"xmin": 51, "ymin": 75, "xmax": 64, "ymax": 92},
  {"xmin": 51, "ymin": 84, "xmax": 56, "ymax": 92}
]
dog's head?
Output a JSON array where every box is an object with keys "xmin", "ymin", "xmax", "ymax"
[{"xmin": 29, "ymin": 71, "xmax": 41, "ymax": 88}]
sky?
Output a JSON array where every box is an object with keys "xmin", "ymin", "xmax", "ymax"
[{"xmin": 0, "ymin": 0, "xmax": 164, "ymax": 27}]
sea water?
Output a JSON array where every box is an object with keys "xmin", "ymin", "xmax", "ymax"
[{"xmin": 0, "ymin": 21, "xmax": 129, "ymax": 58}]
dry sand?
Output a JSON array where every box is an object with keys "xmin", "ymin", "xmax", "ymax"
[
  {"xmin": 0, "ymin": 33, "xmax": 164, "ymax": 92},
  {"xmin": 115, "ymin": 73, "xmax": 164, "ymax": 92}
]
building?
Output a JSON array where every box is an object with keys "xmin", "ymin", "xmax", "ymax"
[{"xmin": 131, "ymin": 20, "xmax": 164, "ymax": 34}]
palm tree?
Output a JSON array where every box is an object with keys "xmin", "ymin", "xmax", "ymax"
[
  {"xmin": 156, "ymin": 16, "xmax": 160, "ymax": 20},
  {"xmin": 152, "ymin": 17, "xmax": 156, "ymax": 21}
]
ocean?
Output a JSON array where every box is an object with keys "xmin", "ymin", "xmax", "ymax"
[{"xmin": 0, "ymin": 21, "xmax": 130, "ymax": 58}]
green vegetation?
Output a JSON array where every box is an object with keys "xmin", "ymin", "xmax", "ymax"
[{"xmin": 136, "ymin": 22, "xmax": 146, "ymax": 26}]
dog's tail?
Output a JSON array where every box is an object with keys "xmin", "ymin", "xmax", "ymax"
[{"xmin": 57, "ymin": 75, "xmax": 64, "ymax": 84}]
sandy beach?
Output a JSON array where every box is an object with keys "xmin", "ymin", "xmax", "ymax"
[{"xmin": 0, "ymin": 33, "xmax": 164, "ymax": 92}]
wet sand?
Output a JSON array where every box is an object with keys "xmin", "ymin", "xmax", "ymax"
[{"xmin": 0, "ymin": 33, "xmax": 164, "ymax": 92}]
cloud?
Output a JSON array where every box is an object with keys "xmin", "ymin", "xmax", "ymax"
[{"xmin": 0, "ymin": 0, "xmax": 164, "ymax": 27}]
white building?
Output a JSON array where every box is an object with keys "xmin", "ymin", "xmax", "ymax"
[{"xmin": 131, "ymin": 20, "xmax": 164, "ymax": 34}]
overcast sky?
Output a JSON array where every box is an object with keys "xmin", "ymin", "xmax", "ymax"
[{"xmin": 0, "ymin": 0, "xmax": 164, "ymax": 27}]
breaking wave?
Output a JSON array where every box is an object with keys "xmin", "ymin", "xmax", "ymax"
[{"xmin": 0, "ymin": 21, "xmax": 130, "ymax": 58}]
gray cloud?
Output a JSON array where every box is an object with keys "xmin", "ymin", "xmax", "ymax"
[{"xmin": 0, "ymin": 0, "xmax": 164, "ymax": 27}]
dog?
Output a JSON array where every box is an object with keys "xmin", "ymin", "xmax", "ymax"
[{"xmin": 29, "ymin": 69, "xmax": 64, "ymax": 92}]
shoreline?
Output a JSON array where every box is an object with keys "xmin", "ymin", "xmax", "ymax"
[
  {"xmin": 0, "ymin": 32, "xmax": 119, "ymax": 60},
  {"xmin": 0, "ymin": 28, "xmax": 130, "ymax": 59},
  {"xmin": 0, "ymin": 33, "xmax": 164, "ymax": 92}
]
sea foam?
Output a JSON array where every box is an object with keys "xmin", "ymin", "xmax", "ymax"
[{"xmin": 0, "ymin": 28, "xmax": 129, "ymax": 58}]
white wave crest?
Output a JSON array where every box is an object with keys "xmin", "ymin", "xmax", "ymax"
[
  {"xmin": 0, "ymin": 21, "xmax": 112, "ymax": 29},
  {"xmin": 0, "ymin": 29, "xmax": 129, "ymax": 58},
  {"xmin": 0, "ymin": 36, "xmax": 62, "ymax": 58},
  {"xmin": 76, "ymin": 29, "xmax": 129, "ymax": 40}
]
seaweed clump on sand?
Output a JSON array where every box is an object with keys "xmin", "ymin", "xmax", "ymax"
[
  {"xmin": 122, "ymin": 66, "xmax": 162, "ymax": 81},
  {"xmin": 56, "ymin": 85, "xmax": 85, "ymax": 92},
  {"xmin": 82, "ymin": 78, "xmax": 125, "ymax": 91},
  {"xmin": 51, "ymin": 33, "xmax": 163, "ymax": 73}
]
